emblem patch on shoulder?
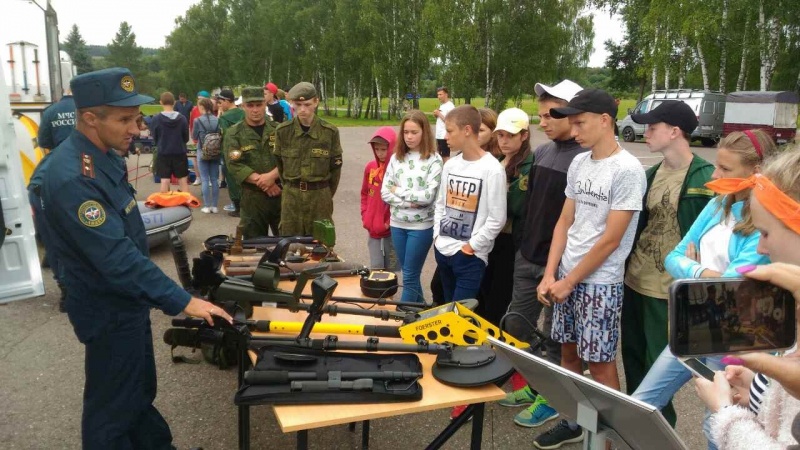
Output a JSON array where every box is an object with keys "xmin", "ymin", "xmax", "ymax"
[
  {"xmin": 229, "ymin": 150, "xmax": 242, "ymax": 161},
  {"xmin": 78, "ymin": 201, "xmax": 106, "ymax": 227},
  {"xmin": 120, "ymin": 75, "xmax": 135, "ymax": 92}
]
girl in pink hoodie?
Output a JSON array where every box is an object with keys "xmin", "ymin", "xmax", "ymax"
[{"xmin": 361, "ymin": 126, "xmax": 398, "ymax": 271}]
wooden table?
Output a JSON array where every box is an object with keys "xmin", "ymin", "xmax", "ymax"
[{"xmin": 236, "ymin": 277, "xmax": 506, "ymax": 450}]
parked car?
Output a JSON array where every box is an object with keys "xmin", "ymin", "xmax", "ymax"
[
  {"xmin": 617, "ymin": 89, "xmax": 726, "ymax": 146},
  {"xmin": 723, "ymin": 91, "xmax": 799, "ymax": 144}
]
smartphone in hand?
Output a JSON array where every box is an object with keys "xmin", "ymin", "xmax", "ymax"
[
  {"xmin": 678, "ymin": 357, "xmax": 716, "ymax": 381},
  {"xmin": 669, "ymin": 278, "xmax": 796, "ymax": 357}
]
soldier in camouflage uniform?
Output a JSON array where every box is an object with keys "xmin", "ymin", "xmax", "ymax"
[
  {"xmin": 224, "ymin": 86, "xmax": 281, "ymax": 238},
  {"xmin": 274, "ymin": 82, "xmax": 343, "ymax": 236}
]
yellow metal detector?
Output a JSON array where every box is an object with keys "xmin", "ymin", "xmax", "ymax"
[
  {"xmin": 397, "ymin": 301, "xmax": 529, "ymax": 348},
  {"xmin": 255, "ymin": 301, "xmax": 530, "ymax": 349}
]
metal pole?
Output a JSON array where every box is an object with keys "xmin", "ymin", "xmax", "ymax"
[
  {"xmin": 32, "ymin": 48, "xmax": 42, "ymax": 97},
  {"xmin": 19, "ymin": 42, "xmax": 30, "ymax": 94},
  {"xmin": 44, "ymin": 0, "xmax": 62, "ymax": 101},
  {"xmin": 8, "ymin": 45, "xmax": 17, "ymax": 95}
]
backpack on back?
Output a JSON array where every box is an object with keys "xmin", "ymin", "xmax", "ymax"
[{"xmin": 200, "ymin": 116, "xmax": 222, "ymax": 161}]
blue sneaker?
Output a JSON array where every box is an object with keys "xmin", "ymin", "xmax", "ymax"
[
  {"xmin": 498, "ymin": 385, "xmax": 537, "ymax": 407},
  {"xmin": 513, "ymin": 395, "xmax": 559, "ymax": 428}
]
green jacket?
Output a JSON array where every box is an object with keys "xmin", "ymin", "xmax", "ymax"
[
  {"xmin": 506, "ymin": 152, "xmax": 534, "ymax": 245},
  {"xmin": 219, "ymin": 108, "xmax": 245, "ymax": 165},
  {"xmin": 274, "ymin": 116, "xmax": 343, "ymax": 194},
  {"xmin": 224, "ymin": 120, "xmax": 279, "ymax": 189},
  {"xmin": 633, "ymin": 154, "xmax": 715, "ymax": 244},
  {"xmin": 219, "ymin": 108, "xmax": 244, "ymax": 132}
]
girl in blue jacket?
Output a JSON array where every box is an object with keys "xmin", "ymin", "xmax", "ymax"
[{"xmin": 632, "ymin": 129, "xmax": 777, "ymax": 449}]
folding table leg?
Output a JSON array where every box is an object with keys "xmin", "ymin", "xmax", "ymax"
[
  {"xmin": 362, "ymin": 420, "xmax": 370, "ymax": 449},
  {"xmin": 297, "ymin": 430, "xmax": 309, "ymax": 450},
  {"xmin": 470, "ymin": 403, "xmax": 485, "ymax": 450}
]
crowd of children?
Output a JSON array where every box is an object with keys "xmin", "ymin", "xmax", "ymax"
[{"xmin": 359, "ymin": 81, "xmax": 797, "ymax": 449}]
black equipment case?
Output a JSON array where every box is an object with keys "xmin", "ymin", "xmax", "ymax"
[{"xmin": 235, "ymin": 344, "xmax": 423, "ymax": 406}]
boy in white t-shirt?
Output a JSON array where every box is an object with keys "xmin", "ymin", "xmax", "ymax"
[
  {"xmin": 433, "ymin": 87, "xmax": 455, "ymax": 161},
  {"xmin": 538, "ymin": 88, "xmax": 646, "ymax": 391},
  {"xmin": 433, "ymin": 105, "xmax": 506, "ymax": 302}
]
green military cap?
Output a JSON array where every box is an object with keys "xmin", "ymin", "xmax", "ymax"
[
  {"xmin": 288, "ymin": 82, "xmax": 317, "ymax": 101},
  {"xmin": 241, "ymin": 86, "xmax": 265, "ymax": 103}
]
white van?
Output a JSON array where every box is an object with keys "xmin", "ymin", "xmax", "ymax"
[
  {"xmin": 617, "ymin": 90, "xmax": 727, "ymax": 146},
  {"xmin": 0, "ymin": 64, "xmax": 44, "ymax": 303}
]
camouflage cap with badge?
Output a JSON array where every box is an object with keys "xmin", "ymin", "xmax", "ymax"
[
  {"xmin": 288, "ymin": 82, "xmax": 317, "ymax": 101},
  {"xmin": 70, "ymin": 67, "xmax": 154, "ymax": 109},
  {"xmin": 241, "ymin": 86, "xmax": 264, "ymax": 104}
]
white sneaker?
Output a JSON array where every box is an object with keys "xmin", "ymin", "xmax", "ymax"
[
  {"xmin": 210, "ymin": 207, "xmax": 219, "ymax": 213},
  {"xmin": 192, "ymin": 179, "xmax": 202, "ymax": 186},
  {"xmin": 201, "ymin": 207, "xmax": 211, "ymax": 213},
  {"xmin": 223, "ymin": 203, "xmax": 236, "ymax": 212}
]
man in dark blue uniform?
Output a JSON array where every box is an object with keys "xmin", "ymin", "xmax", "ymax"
[
  {"xmin": 29, "ymin": 88, "xmax": 77, "ymax": 311},
  {"xmin": 38, "ymin": 87, "xmax": 76, "ymax": 152},
  {"xmin": 41, "ymin": 67, "xmax": 231, "ymax": 450}
]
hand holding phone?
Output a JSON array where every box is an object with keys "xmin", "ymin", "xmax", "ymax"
[{"xmin": 694, "ymin": 371, "xmax": 734, "ymax": 413}]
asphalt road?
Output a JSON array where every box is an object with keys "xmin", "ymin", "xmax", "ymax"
[{"xmin": 0, "ymin": 127, "xmax": 715, "ymax": 449}]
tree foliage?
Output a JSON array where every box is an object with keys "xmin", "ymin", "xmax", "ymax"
[
  {"xmin": 106, "ymin": 22, "xmax": 143, "ymax": 73},
  {"xmin": 159, "ymin": 0, "xmax": 594, "ymax": 117},
  {"xmin": 61, "ymin": 25, "xmax": 92, "ymax": 74},
  {"xmin": 599, "ymin": 0, "xmax": 800, "ymax": 93}
]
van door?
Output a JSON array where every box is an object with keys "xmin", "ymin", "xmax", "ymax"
[
  {"xmin": 0, "ymin": 68, "xmax": 44, "ymax": 303},
  {"xmin": 715, "ymin": 101, "xmax": 726, "ymax": 138}
]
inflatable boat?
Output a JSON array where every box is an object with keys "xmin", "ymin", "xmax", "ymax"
[{"xmin": 138, "ymin": 201, "xmax": 192, "ymax": 248}]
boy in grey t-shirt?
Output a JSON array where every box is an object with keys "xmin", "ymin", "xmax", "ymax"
[
  {"xmin": 533, "ymin": 89, "xmax": 645, "ymax": 449},
  {"xmin": 539, "ymin": 88, "xmax": 646, "ymax": 387}
]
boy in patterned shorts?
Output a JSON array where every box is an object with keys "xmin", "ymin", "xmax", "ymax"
[{"xmin": 533, "ymin": 89, "xmax": 646, "ymax": 449}]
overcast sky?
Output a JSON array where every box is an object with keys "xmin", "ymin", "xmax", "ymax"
[{"xmin": 2, "ymin": 0, "xmax": 622, "ymax": 80}]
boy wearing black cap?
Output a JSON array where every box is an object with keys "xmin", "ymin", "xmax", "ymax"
[
  {"xmin": 40, "ymin": 67, "xmax": 230, "ymax": 449},
  {"xmin": 621, "ymin": 101, "xmax": 714, "ymax": 426},
  {"xmin": 534, "ymin": 88, "xmax": 646, "ymax": 445}
]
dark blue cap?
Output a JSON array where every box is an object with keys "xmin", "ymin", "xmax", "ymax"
[{"xmin": 70, "ymin": 67, "xmax": 154, "ymax": 109}]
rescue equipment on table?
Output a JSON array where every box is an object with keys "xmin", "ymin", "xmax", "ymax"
[
  {"xmin": 165, "ymin": 270, "xmax": 540, "ymax": 388},
  {"xmin": 359, "ymin": 270, "xmax": 398, "ymax": 298}
]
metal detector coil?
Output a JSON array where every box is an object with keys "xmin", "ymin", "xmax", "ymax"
[
  {"xmin": 432, "ymin": 344, "xmax": 515, "ymax": 387},
  {"xmin": 359, "ymin": 270, "xmax": 398, "ymax": 298}
]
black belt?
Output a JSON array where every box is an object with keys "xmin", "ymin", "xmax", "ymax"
[{"xmin": 285, "ymin": 180, "xmax": 329, "ymax": 191}]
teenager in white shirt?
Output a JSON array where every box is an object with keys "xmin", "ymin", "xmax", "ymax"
[
  {"xmin": 534, "ymin": 88, "xmax": 646, "ymax": 447},
  {"xmin": 433, "ymin": 87, "xmax": 455, "ymax": 162},
  {"xmin": 381, "ymin": 110, "xmax": 443, "ymax": 304},
  {"xmin": 433, "ymin": 105, "xmax": 506, "ymax": 302}
]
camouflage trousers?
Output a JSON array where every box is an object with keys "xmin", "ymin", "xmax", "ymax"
[
  {"xmin": 279, "ymin": 186, "xmax": 333, "ymax": 236},
  {"xmin": 239, "ymin": 188, "xmax": 281, "ymax": 239}
]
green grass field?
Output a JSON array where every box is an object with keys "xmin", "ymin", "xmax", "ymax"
[
  {"xmin": 140, "ymin": 105, "xmax": 161, "ymax": 116},
  {"xmin": 139, "ymin": 98, "xmax": 640, "ymax": 128}
]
